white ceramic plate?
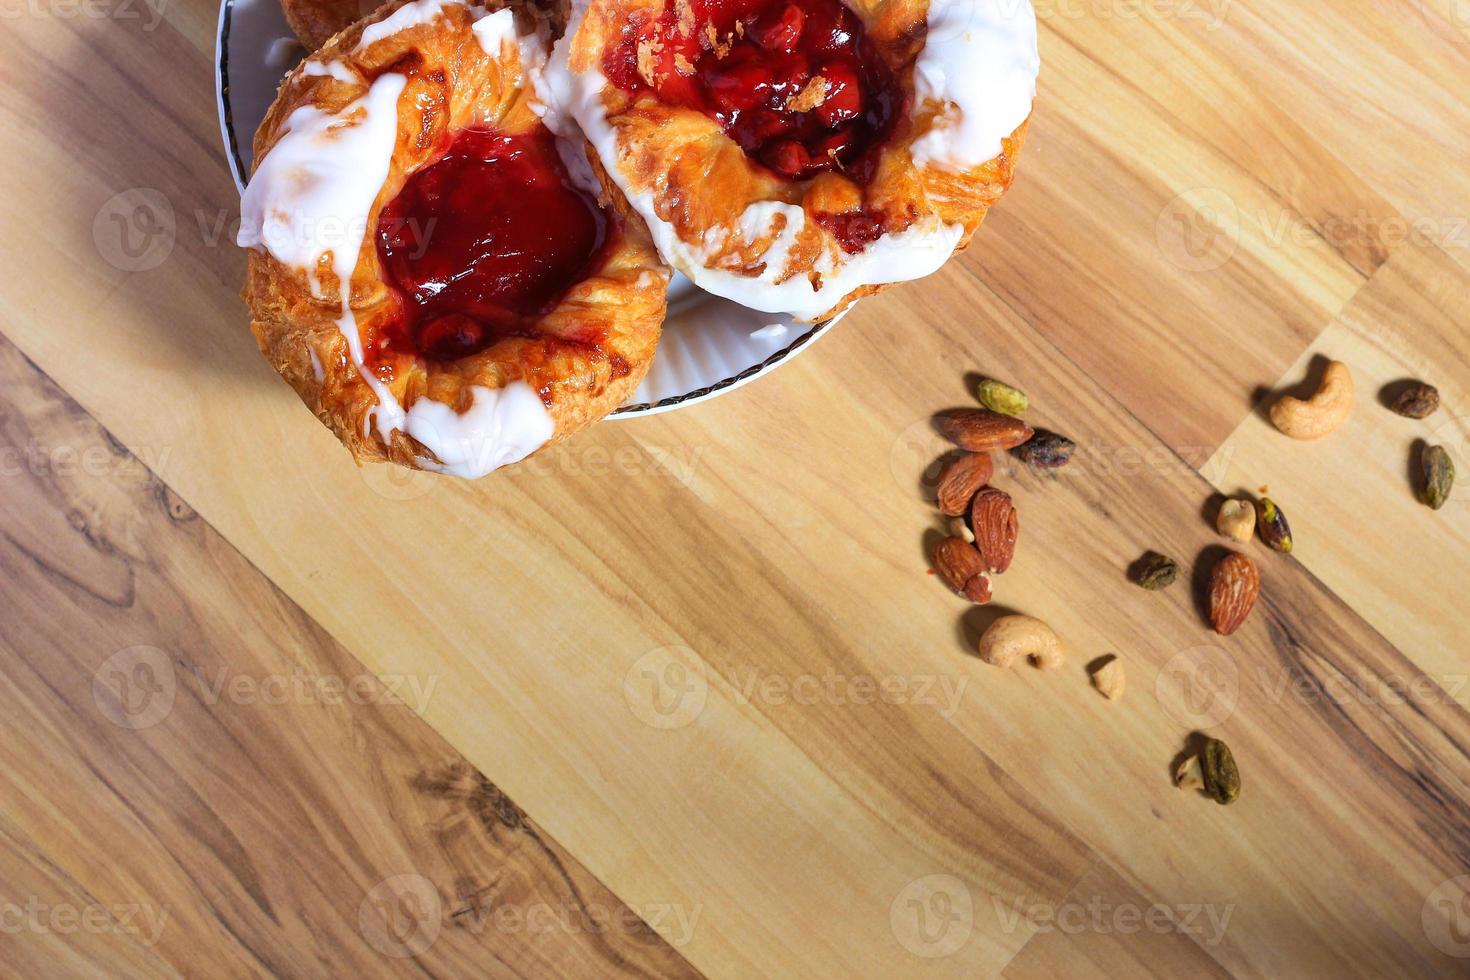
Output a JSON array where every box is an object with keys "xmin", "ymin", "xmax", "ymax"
[{"xmin": 215, "ymin": 0, "xmax": 846, "ymax": 416}]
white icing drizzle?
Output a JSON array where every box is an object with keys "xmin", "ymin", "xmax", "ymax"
[
  {"xmin": 238, "ymin": 0, "xmax": 558, "ymax": 478},
  {"xmin": 356, "ymin": 0, "xmax": 454, "ymax": 49},
  {"xmin": 909, "ymin": 0, "xmax": 1039, "ymax": 170},
  {"xmin": 405, "ymin": 383, "xmax": 555, "ymax": 477},
  {"xmin": 545, "ymin": 0, "xmax": 1038, "ymax": 319},
  {"xmin": 302, "ymin": 60, "xmax": 361, "ymax": 83}
]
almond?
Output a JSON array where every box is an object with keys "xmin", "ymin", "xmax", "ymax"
[
  {"xmin": 935, "ymin": 453, "xmax": 994, "ymax": 516},
  {"xmin": 1209, "ymin": 551, "xmax": 1260, "ymax": 636},
  {"xmin": 938, "ymin": 410, "xmax": 1034, "ymax": 453},
  {"xmin": 969, "ymin": 487, "xmax": 1018, "ymax": 574},
  {"xmin": 932, "ymin": 537, "xmax": 992, "ymax": 603}
]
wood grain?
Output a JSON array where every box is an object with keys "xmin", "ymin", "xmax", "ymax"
[
  {"xmin": 0, "ymin": 336, "xmax": 695, "ymax": 977},
  {"xmin": 2, "ymin": 0, "xmax": 1470, "ymax": 975}
]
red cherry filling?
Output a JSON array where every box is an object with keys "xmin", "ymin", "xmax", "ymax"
[
  {"xmin": 374, "ymin": 127, "xmax": 610, "ymax": 363},
  {"xmin": 604, "ymin": 0, "xmax": 902, "ymax": 181}
]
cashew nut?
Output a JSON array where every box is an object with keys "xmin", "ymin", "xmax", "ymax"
[
  {"xmin": 977, "ymin": 615, "xmax": 1064, "ymax": 670},
  {"xmin": 1269, "ymin": 360, "xmax": 1354, "ymax": 440}
]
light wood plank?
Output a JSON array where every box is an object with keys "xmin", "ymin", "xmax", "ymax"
[
  {"xmin": 0, "ymin": 336, "xmax": 696, "ymax": 978},
  {"xmin": 1204, "ymin": 241, "xmax": 1470, "ymax": 703}
]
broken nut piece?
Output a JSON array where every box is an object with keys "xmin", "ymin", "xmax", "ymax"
[
  {"xmin": 1216, "ymin": 498, "xmax": 1255, "ymax": 542},
  {"xmin": 1090, "ymin": 657, "xmax": 1125, "ymax": 701}
]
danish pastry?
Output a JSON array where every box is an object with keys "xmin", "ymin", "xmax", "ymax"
[
  {"xmin": 544, "ymin": 0, "xmax": 1039, "ymax": 321},
  {"xmin": 238, "ymin": 0, "xmax": 670, "ymax": 477}
]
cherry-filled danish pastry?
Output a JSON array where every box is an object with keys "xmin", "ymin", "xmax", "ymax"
[
  {"xmin": 239, "ymin": 0, "xmax": 670, "ymax": 477},
  {"xmin": 545, "ymin": 0, "xmax": 1038, "ymax": 321}
]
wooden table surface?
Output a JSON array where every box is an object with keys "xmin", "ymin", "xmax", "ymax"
[{"xmin": 4, "ymin": 0, "xmax": 1470, "ymax": 975}]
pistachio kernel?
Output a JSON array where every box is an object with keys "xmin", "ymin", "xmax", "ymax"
[
  {"xmin": 1421, "ymin": 444, "xmax": 1455, "ymax": 510},
  {"xmin": 976, "ymin": 378, "xmax": 1029, "ymax": 417},
  {"xmin": 1202, "ymin": 737, "xmax": 1241, "ymax": 805},
  {"xmin": 1256, "ymin": 498, "xmax": 1293, "ymax": 553}
]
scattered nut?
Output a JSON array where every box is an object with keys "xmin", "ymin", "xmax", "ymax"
[
  {"xmin": 977, "ymin": 615, "xmax": 1064, "ymax": 670},
  {"xmin": 1202, "ymin": 737, "xmax": 1241, "ymax": 805},
  {"xmin": 939, "ymin": 410, "xmax": 1034, "ymax": 453},
  {"xmin": 1269, "ymin": 360, "xmax": 1354, "ymax": 440},
  {"xmin": 969, "ymin": 487, "xmax": 1019, "ymax": 574},
  {"xmin": 933, "ymin": 537, "xmax": 992, "ymax": 603},
  {"xmin": 977, "ymin": 378, "xmax": 1028, "ymax": 417},
  {"xmin": 1012, "ymin": 430, "xmax": 1077, "ymax": 469},
  {"xmin": 1256, "ymin": 498, "xmax": 1293, "ymax": 553},
  {"xmin": 1090, "ymin": 657, "xmax": 1125, "ymax": 701},
  {"xmin": 1216, "ymin": 498, "xmax": 1256, "ymax": 542},
  {"xmin": 1133, "ymin": 551, "xmax": 1179, "ymax": 590},
  {"xmin": 1388, "ymin": 381, "xmax": 1440, "ymax": 419},
  {"xmin": 935, "ymin": 452, "xmax": 994, "ymax": 516},
  {"xmin": 1209, "ymin": 551, "xmax": 1260, "ymax": 636},
  {"xmin": 1175, "ymin": 755, "xmax": 1204, "ymax": 792},
  {"xmin": 1421, "ymin": 444, "xmax": 1455, "ymax": 510}
]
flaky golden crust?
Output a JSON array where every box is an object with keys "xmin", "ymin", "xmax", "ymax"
[
  {"xmin": 243, "ymin": 0, "xmax": 670, "ymax": 472},
  {"xmin": 563, "ymin": 0, "xmax": 1031, "ymax": 322},
  {"xmin": 282, "ymin": 0, "xmax": 377, "ymax": 50}
]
